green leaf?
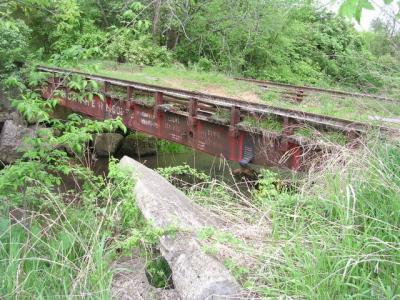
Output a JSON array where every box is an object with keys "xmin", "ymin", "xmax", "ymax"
[
  {"xmin": 339, "ymin": 0, "xmax": 358, "ymax": 18},
  {"xmin": 339, "ymin": 0, "xmax": 374, "ymax": 23}
]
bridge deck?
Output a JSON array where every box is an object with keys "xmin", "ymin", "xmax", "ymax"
[{"xmin": 38, "ymin": 65, "xmax": 397, "ymax": 171}]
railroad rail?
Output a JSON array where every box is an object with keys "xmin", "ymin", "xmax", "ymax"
[
  {"xmin": 38, "ymin": 65, "xmax": 394, "ymax": 171},
  {"xmin": 236, "ymin": 77, "xmax": 400, "ymax": 104}
]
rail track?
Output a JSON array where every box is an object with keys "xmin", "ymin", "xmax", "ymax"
[
  {"xmin": 236, "ymin": 77, "xmax": 400, "ymax": 104},
  {"xmin": 37, "ymin": 66, "xmax": 395, "ymax": 134}
]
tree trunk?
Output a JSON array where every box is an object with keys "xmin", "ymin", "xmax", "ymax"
[
  {"xmin": 166, "ymin": 29, "xmax": 179, "ymax": 50},
  {"xmin": 152, "ymin": 0, "xmax": 162, "ymax": 43}
]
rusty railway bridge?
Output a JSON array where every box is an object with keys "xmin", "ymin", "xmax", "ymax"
[{"xmin": 39, "ymin": 66, "xmax": 394, "ymax": 171}]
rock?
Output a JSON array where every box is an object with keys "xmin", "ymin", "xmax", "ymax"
[
  {"xmin": 94, "ymin": 133, "xmax": 124, "ymax": 157},
  {"xmin": 10, "ymin": 111, "xmax": 27, "ymax": 126},
  {"xmin": 160, "ymin": 233, "xmax": 241, "ymax": 300},
  {"xmin": 0, "ymin": 112, "xmax": 12, "ymax": 123},
  {"xmin": 120, "ymin": 156, "xmax": 220, "ymax": 230},
  {"xmin": 0, "ymin": 120, "xmax": 36, "ymax": 164},
  {"xmin": 111, "ymin": 252, "xmax": 181, "ymax": 300},
  {"xmin": 0, "ymin": 87, "xmax": 18, "ymax": 112},
  {"xmin": 119, "ymin": 156, "xmax": 241, "ymax": 300},
  {"xmin": 0, "ymin": 111, "xmax": 26, "ymax": 130},
  {"xmin": 119, "ymin": 133, "xmax": 157, "ymax": 158}
]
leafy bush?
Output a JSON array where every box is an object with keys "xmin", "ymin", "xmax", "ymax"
[
  {"xmin": 104, "ymin": 29, "xmax": 172, "ymax": 66},
  {"xmin": 157, "ymin": 164, "xmax": 210, "ymax": 183},
  {"xmin": 0, "ymin": 19, "xmax": 31, "ymax": 74},
  {"xmin": 50, "ymin": 45, "xmax": 90, "ymax": 67},
  {"xmin": 12, "ymin": 92, "xmax": 58, "ymax": 123},
  {"xmin": 193, "ymin": 57, "xmax": 214, "ymax": 72},
  {"xmin": 50, "ymin": 0, "xmax": 81, "ymax": 52},
  {"xmin": 0, "ymin": 105, "xmax": 160, "ymax": 296}
]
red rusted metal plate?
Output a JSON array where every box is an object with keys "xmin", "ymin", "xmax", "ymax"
[{"xmin": 42, "ymin": 82, "xmax": 306, "ymax": 171}]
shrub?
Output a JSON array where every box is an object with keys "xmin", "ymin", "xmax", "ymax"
[
  {"xmin": 104, "ymin": 30, "xmax": 172, "ymax": 66},
  {"xmin": 0, "ymin": 19, "xmax": 31, "ymax": 74}
]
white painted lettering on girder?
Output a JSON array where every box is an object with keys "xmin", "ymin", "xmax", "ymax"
[
  {"xmin": 106, "ymin": 104, "xmax": 125, "ymax": 116},
  {"xmin": 169, "ymin": 133, "xmax": 182, "ymax": 142},
  {"xmin": 140, "ymin": 118, "xmax": 158, "ymax": 129}
]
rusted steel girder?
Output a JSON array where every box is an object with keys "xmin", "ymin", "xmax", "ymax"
[
  {"xmin": 38, "ymin": 66, "xmax": 394, "ymax": 171},
  {"xmin": 37, "ymin": 65, "xmax": 396, "ymax": 134},
  {"xmin": 41, "ymin": 81, "xmax": 309, "ymax": 171},
  {"xmin": 42, "ymin": 92, "xmax": 305, "ymax": 170}
]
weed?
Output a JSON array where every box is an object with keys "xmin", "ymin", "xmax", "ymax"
[
  {"xmin": 322, "ymin": 131, "xmax": 348, "ymax": 145},
  {"xmin": 294, "ymin": 126, "xmax": 348, "ymax": 145},
  {"xmin": 255, "ymin": 140, "xmax": 400, "ymax": 298},
  {"xmin": 157, "ymin": 164, "xmax": 210, "ymax": 183},
  {"xmin": 157, "ymin": 140, "xmax": 188, "ymax": 154},
  {"xmin": 44, "ymin": 59, "xmax": 260, "ymax": 98},
  {"xmin": 224, "ymin": 259, "xmax": 250, "ymax": 281},
  {"xmin": 294, "ymin": 126, "xmax": 314, "ymax": 138},
  {"xmin": 42, "ymin": 60, "xmax": 400, "ymax": 127},
  {"xmin": 240, "ymin": 116, "xmax": 283, "ymax": 132},
  {"xmin": 210, "ymin": 107, "xmax": 231, "ymax": 123},
  {"xmin": 260, "ymin": 91, "xmax": 400, "ymax": 127},
  {"xmin": 146, "ymin": 256, "xmax": 173, "ymax": 289},
  {"xmin": 261, "ymin": 91, "xmax": 280, "ymax": 102},
  {"xmin": 0, "ymin": 92, "xmax": 173, "ymax": 296},
  {"xmin": 134, "ymin": 94, "xmax": 155, "ymax": 106}
]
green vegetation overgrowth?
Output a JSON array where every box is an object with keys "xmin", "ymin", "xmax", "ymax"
[
  {"xmin": 259, "ymin": 141, "xmax": 400, "ymax": 298},
  {"xmin": 2, "ymin": 0, "xmax": 400, "ymax": 92},
  {"xmin": 0, "ymin": 90, "xmax": 172, "ymax": 296},
  {"xmin": 0, "ymin": 139, "xmax": 133, "ymax": 297},
  {"xmin": 1, "ymin": 0, "xmax": 399, "ymax": 298},
  {"xmin": 159, "ymin": 141, "xmax": 400, "ymax": 298}
]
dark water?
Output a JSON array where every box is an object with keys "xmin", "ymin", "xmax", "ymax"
[
  {"xmin": 131, "ymin": 150, "xmax": 259, "ymax": 195},
  {"xmin": 93, "ymin": 150, "xmax": 252, "ymax": 183},
  {"xmin": 136, "ymin": 150, "xmax": 242, "ymax": 180},
  {"xmin": 53, "ymin": 107, "xmax": 291, "ymax": 190},
  {"xmin": 53, "ymin": 106, "xmax": 254, "ymax": 183},
  {"xmin": 89, "ymin": 149, "xmax": 262, "ymax": 199}
]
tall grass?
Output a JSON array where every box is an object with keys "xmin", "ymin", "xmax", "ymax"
[
  {"xmin": 57, "ymin": 59, "xmax": 260, "ymax": 98},
  {"xmin": 159, "ymin": 139, "xmax": 400, "ymax": 299},
  {"xmin": 0, "ymin": 159, "xmax": 136, "ymax": 298},
  {"xmin": 0, "ymin": 192, "xmax": 114, "ymax": 298},
  {"xmin": 257, "ymin": 140, "xmax": 400, "ymax": 298}
]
